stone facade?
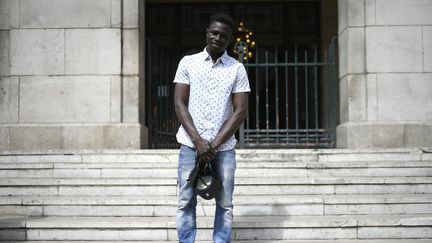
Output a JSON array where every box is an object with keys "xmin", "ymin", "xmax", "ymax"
[
  {"xmin": 0, "ymin": 0, "xmax": 144, "ymax": 150},
  {"xmin": 337, "ymin": 0, "xmax": 432, "ymax": 148},
  {"xmin": 1, "ymin": 0, "xmax": 431, "ymax": 150}
]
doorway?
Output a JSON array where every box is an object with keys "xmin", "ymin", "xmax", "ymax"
[{"xmin": 144, "ymin": 1, "xmax": 338, "ymax": 148}]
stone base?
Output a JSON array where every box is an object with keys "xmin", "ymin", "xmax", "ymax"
[
  {"xmin": 337, "ymin": 122, "xmax": 432, "ymax": 148},
  {"xmin": 0, "ymin": 123, "xmax": 148, "ymax": 150}
]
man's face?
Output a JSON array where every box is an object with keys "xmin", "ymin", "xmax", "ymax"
[{"xmin": 206, "ymin": 21, "xmax": 232, "ymax": 55}]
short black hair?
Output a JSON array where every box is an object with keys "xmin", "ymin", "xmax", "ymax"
[{"xmin": 209, "ymin": 13, "xmax": 235, "ymax": 33}]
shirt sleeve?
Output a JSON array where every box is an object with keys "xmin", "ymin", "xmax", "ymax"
[
  {"xmin": 232, "ymin": 63, "xmax": 251, "ymax": 93},
  {"xmin": 173, "ymin": 57, "xmax": 190, "ymax": 85}
]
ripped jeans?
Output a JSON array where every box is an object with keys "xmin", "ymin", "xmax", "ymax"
[{"xmin": 176, "ymin": 145, "xmax": 236, "ymax": 243}]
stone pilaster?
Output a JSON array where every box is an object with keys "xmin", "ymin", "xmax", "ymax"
[{"xmin": 337, "ymin": 0, "xmax": 432, "ymax": 148}]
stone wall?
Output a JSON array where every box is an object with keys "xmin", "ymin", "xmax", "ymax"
[
  {"xmin": 0, "ymin": 0, "xmax": 144, "ymax": 150},
  {"xmin": 337, "ymin": 0, "xmax": 432, "ymax": 148},
  {"xmin": 3, "ymin": 0, "xmax": 429, "ymax": 150}
]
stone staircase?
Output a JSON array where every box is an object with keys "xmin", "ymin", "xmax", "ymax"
[{"xmin": 0, "ymin": 148, "xmax": 431, "ymax": 242}]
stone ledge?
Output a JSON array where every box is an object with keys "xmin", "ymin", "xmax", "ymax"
[
  {"xmin": 0, "ymin": 147, "xmax": 427, "ymax": 155},
  {"xmin": 2, "ymin": 241, "xmax": 431, "ymax": 243},
  {"xmin": 1, "ymin": 177, "xmax": 430, "ymax": 186},
  {"xmin": 1, "ymin": 147, "xmax": 431, "ymax": 163},
  {"xmin": 0, "ymin": 124, "xmax": 144, "ymax": 150},
  {"xmin": 337, "ymin": 122, "xmax": 432, "ymax": 148},
  {"xmin": 1, "ymin": 194, "xmax": 431, "ymax": 206},
  {"xmin": 7, "ymin": 214, "xmax": 432, "ymax": 229},
  {"xmin": 0, "ymin": 165, "xmax": 430, "ymax": 180},
  {"xmin": 1, "ymin": 160, "xmax": 431, "ymax": 169}
]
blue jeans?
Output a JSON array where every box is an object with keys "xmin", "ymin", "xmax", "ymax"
[{"xmin": 176, "ymin": 145, "xmax": 236, "ymax": 243}]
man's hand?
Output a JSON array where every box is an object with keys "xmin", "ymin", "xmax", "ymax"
[{"xmin": 195, "ymin": 139, "xmax": 216, "ymax": 164}]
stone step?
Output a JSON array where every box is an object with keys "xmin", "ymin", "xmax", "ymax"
[
  {"xmin": 1, "ymin": 161, "xmax": 431, "ymax": 178},
  {"xmin": 1, "ymin": 214, "xmax": 431, "ymax": 241},
  {"xmin": 1, "ymin": 167, "xmax": 431, "ymax": 179},
  {"xmin": 3, "ymin": 241, "xmax": 432, "ymax": 243},
  {"xmin": 0, "ymin": 148, "xmax": 430, "ymax": 164},
  {"xmin": 2, "ymin": 194, "xmax": 431, "ymax": 206},
  {"xmin": 0, "ymin": 149, "xmax": 431, "ymax": 241},
  {"xmin": 2, "ymin": 177, "xmax": 431, "ymax": 185},
  {"xmin": 2, "ymin": 241, "xmax": 432, "ymax": 243},
  {"xmin": 1, "ymin": 194, "xmax": 431, "ymax": 217},
  {"xmin": 1, "ymin": 177, "xmax": 431, "ymax": 196},
  {"xmin": 2, "ymin": 160, "xmax": 432, "ymax": 168}
]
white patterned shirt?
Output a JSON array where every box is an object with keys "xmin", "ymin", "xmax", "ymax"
[{"xmin": 173, "ymin": 48, "xmax": 250, "ymax": 151}]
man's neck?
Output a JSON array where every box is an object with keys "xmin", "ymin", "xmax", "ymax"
[
  {"xmin": 211, "ymin": 54, "xmax": 221, "ymax": 63},
  {"xmin": 206, "ymin": 48, "xmax": 224, "ymax": 63}
]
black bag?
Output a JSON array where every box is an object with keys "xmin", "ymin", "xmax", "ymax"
[{"xmin": 188, "ymin": 160, "xmax": 222, "ymax": 200}]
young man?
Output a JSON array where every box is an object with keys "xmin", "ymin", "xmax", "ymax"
[{"xmin": 173, "ymin": 13, "xmax": 250, "ymax": 243}]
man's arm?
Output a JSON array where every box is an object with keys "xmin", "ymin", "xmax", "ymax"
[
  {"xmin": 210, "ymin": 92, "xmax": 248, "ymax": 150},
  {"xmin": 174, "ymin": 83, "xmax": 215, "ymax": 162}
]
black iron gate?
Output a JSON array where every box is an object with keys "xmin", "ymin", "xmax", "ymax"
[
  {"xmin": 240, "ymin": 38, "xmax": 338, "ymax": 148},
  {"xmin": 146, "ymin": 38, "xmax": 180, "ymax": 148},
  {"xmin": 146, "ymin": 38, "xmax": 337, "ymax": 149}
]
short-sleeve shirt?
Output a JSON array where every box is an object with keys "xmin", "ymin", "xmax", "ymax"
[{"xmin": 173, "ymin": 48, "xmax": 250, "ymax": 151}]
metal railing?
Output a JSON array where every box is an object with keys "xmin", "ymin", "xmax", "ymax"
[{"xmin": 239, "ymin": 38, "xmax": 338, "ymax": 148}]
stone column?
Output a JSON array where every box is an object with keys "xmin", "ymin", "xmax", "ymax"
[
  {"xmin": 0, "ymin": 0, "xmax": 144, "ymax": 150},
  {"xmin": 337, "ymin": 0, "xmax": 432, "ymax": 148},
  {"xmin": 0, "ymin": 0, "xmax": 17, "ymax": 150}
]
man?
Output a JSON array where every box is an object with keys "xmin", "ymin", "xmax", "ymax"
[{"xmin": 173, "ymin": 13, "xmax": 250, "ymax": 243}]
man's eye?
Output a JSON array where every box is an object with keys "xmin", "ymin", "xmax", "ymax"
[{"xmin": 210, "ymin": 32, "xmax": 227, "ymax": 39}]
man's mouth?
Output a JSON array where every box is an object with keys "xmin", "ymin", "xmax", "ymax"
[{"xmin": 211, "ymin": 43, "xmax": 221, "ymax": 48}]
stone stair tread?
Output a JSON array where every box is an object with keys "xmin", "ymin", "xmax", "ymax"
[
  {"xmin": 0, "ymin": 178, "xmax": 176, "ymax": 185},
  {"xmin": 1, "ymin": 148, "xmax": 430, "ymax": 164},
  {"xmin": 1, "ymin": 177, "xmax": 431, "ymax": 186},
  {"xmin": 1, "ymin": 160, "xmax": 432, "ymax": 169},
  {"xmin": 237, "ymin": 241, "xmax": 432, "ymax": 243},
  {"xmin": 238, "ymin": 177, "xmax": 432, "ymax": 185},
  {"xmin": 1, "ymin": 194, "xmax": 432, "ymax": 205},
  {"xmin": 0, "ymin": 148, "xmax": 424, "ymax": 155},
  {"xmin": 319, "ymin": 193, "xmax": 432, "ymax": 204},
  {"xmin": 2, "ymin": 214, "xmax": 432, "ymax": 229},
  {"xmin": 1, "ymin": 166, "xmax": 430, "ymax": 180},
  {"xmin": 3, "ymin": 240, "xmax": 432, "ymax": 243}
]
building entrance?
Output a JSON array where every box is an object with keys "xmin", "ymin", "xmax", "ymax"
[{"xmin": 145, "ymin": 1, "xmax": 338, "ymax": 148}]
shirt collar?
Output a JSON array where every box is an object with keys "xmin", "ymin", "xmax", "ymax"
[{"xmin": 203, "ymin": 47, "xmax": 229, "ymax": 64}]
